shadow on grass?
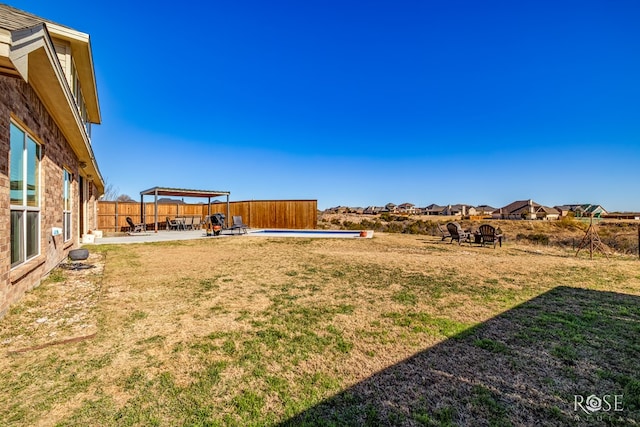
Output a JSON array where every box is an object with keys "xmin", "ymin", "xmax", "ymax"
[{"xmin": 279, "ymin": 286, "xmax": 640, "ymax": 426}]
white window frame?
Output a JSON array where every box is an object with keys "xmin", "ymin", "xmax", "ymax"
[
  {"xmin": 10, "ymin": 122, "xmax": 41, "ymax": 268},
  {"xmin": 63, "ymin": 169, "xmax": 72, "ymax": 242}
]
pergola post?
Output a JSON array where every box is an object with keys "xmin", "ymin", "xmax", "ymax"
[
  {"xmin": 140, "ymin": 194, "xmax": 144, "ymax": 230},
  {"xmin": 154, "ymin": 188, "xmax": 159, "ymax": 233}
]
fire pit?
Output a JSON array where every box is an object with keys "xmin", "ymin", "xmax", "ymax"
[{"xmin": 68, "ymin": 249, "xmax": 89, "ymax": 261}]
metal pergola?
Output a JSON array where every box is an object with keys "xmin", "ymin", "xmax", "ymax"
[{"xmin": 140, "ymin": 186, "xmax": 231, "ymax": 232}]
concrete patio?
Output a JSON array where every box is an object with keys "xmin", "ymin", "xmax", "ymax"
[{"xmin": 88, "ymin": 229, "xmax": 243, "ymax": 245}]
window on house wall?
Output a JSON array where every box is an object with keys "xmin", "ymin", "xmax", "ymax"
[
  {"xmin": 10, "ymin": 122, "xmax": 41, "ymax": 268},
  {"xmin": 63, "ymin": 169, "xmax": 72, "ymax": 242}
]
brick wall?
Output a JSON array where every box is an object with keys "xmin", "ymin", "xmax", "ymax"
[{"xmin": 0, "ymin": 74, "xmax": 96, "ymax": 318}]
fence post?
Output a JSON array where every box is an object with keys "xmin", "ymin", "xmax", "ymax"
[{"xmin": 114, "ymin": 201, "xmax": 118, "ymax": 233}]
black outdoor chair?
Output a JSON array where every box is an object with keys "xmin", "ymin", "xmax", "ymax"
[
  {"xmin": 126, "ymin": 216, "xmax": 144, "ymax": 233},
  {"xmin": 230, "ymin": 215, "xmax": 248, "ymax": 234},
  {"xmin": 478, "ymin": 224, "xmax": 503, "ymax": 248},
  {"xmin": 446, "ymin": 222, "xmax": 470, "ymax": 245}
]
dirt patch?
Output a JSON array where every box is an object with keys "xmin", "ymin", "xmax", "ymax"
[{"xmin": 0, "ymin": 252, "xmax": 104, "ymax": 354}]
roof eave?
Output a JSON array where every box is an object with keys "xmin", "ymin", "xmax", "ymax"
[
  {"xmin": 45, "ymin": 22, "xmax": 100, "ymax": 124},
  {"xmin": 9, "ymin": 23, "xmax": 104, "ymax": 194}
]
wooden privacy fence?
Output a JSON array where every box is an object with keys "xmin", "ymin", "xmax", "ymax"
[{"xmin": 97, "ymin": 200, "xmax": 318, "ymax": 232}]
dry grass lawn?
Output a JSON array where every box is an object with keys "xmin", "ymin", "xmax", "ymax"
[{"xmin": 1, "ymin": 233, "xmax": 639, "ymax": 426}]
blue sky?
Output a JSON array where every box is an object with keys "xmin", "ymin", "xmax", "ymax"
[{"xmin": 10, "ymin": 1, "xmax": 640, "ymax": 211}]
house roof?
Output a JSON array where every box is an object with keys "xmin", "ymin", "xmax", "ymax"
[
  {"xmin": 448, "ymin": 204, "xmax": 470, "ymax": 210},
  {"xmin": 0, "ymin": 4, "xmax": 70, "ymax": 31},
  {"xmin": 496, "ymin": 200, "xmax": 541, "ymax": 214},
  {"xmin": 577, "ymin": 204, "xmax": 606, "ymax": 213},
  {"xmin": 1, "ymin": 4, "xmax": 103, "ymax": 193},
  {"xmin": 0, "ymin": 4, "xmax": 100, "ymax": 123},
  {"xmin": 475, "ymin": 205, "xmax": 496, "ymax": 211},
  {"xmin": 535, "ymin": 205, "xmax": 560, "ymax": 214},
  {"xmin": 555, "ymin": 205, "xmax": 574, "ymax": 211}
]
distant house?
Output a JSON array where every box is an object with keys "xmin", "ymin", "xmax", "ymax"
[
  {"xmin": 424, "ymin": 204, "xmax": 446, "ymax": 216},
  {"xmin": 158, "ymin": 197, "xmax": 185, "ymax": 204},
  {"xmin": 364, "ymin": 206, "xmax": 385, "ymax": 215},
  {"xmin": 574, "ymin": 204, "xmax": 607, "ymax": 218},
  {"xmin": 325, "ymin": 206, "xmax": 349, "ymax": 214},
  {"xmin": 554, "ymin": 205, "xmax": 573, "ymax": 218},
  {"xmin": 442, "ymin": 204, "xmax": 470, "ymax": 216},
  {"xmin": 474, "ymin": 205, "xmax": 496, "ymax": 216},
  {"xmin": 397, "ymin": 203, "xmax": 416, "ymax": 214},
  {"xmin": 385, "ymin": 203, "xmax": 397, "ymax": 213},
  {"xmin": 494, "ymin": 200, "xmax": 560, "ymax": 220},
  {"xmin": 554, "ymin": 204, "xmax": 607, "ymax": 218},
  {"xmin": 1, "ymin": 5, "xmax": 104, "ymax": 317},
  {"xmin": 349, "ymin": 207, "xmax": 364, "ymax": 215}
]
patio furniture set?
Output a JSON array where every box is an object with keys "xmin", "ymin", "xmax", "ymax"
[
  {"xmin": 167, "ymin": 214, "xmax": 248, "ymax": 235},
  {"xmin": 125, "ymin": 214, "xmax": 249, "ymax": 236},
  {"xmin": 441, "ymin": 222, "xmax": 504, "ymax": 248},
  {"xmin": 166, "ymin": 216, "xmax": 202, "ymax": 231}
]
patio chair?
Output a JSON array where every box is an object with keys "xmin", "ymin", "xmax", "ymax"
[
  {"xmin": 478, "ymin": 224, "xmax": 503, "ymax": 248},
  {"xmin": 437, "ymin": 223, "xmax": 451, "ymax": 241},
  {"xmin": 192, "ymin": 216, "xmax": 202, "ymax": 230},
  {"xmin": 166, "ymin": 217, "xmax": 180, "ymax": 231},
  {"xmin": 446, "ymin": 222, "xmax": 470, "ymax": 245},
  {"xmin": 230, "ymin": 215, "xmax": 248, "ymax": 234},
  {"xmin": 184, "ymin": 216, "xmax": 194, "ymax": 230},
  {"xmin": 126, "ymin": 217, "xmax": 144, "ymax": 233}
]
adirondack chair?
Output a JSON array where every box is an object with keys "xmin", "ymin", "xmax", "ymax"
[
  {"xmin": 446, "ymin": 222, "xmax": 470, "ymax": 245},
  {"xmin": 437, "ymin": 223, "xmax": 451, "ymax": 241},
  {"xmin": 478, "ymin": 224, "xmax": 503, "ymax": 248}
]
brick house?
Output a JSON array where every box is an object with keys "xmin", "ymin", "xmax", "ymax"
[{"xmin": 1, "ymin": 5, "xmax": 104, "ymax": 317}]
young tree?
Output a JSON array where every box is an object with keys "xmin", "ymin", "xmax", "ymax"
[
  {"xmin": 102, "ymin": 181, "xmax": 119, "ymax": 201},
  {"xmin": 116, "ymin": 194, "xmax": 135, "ymax": 202}
]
